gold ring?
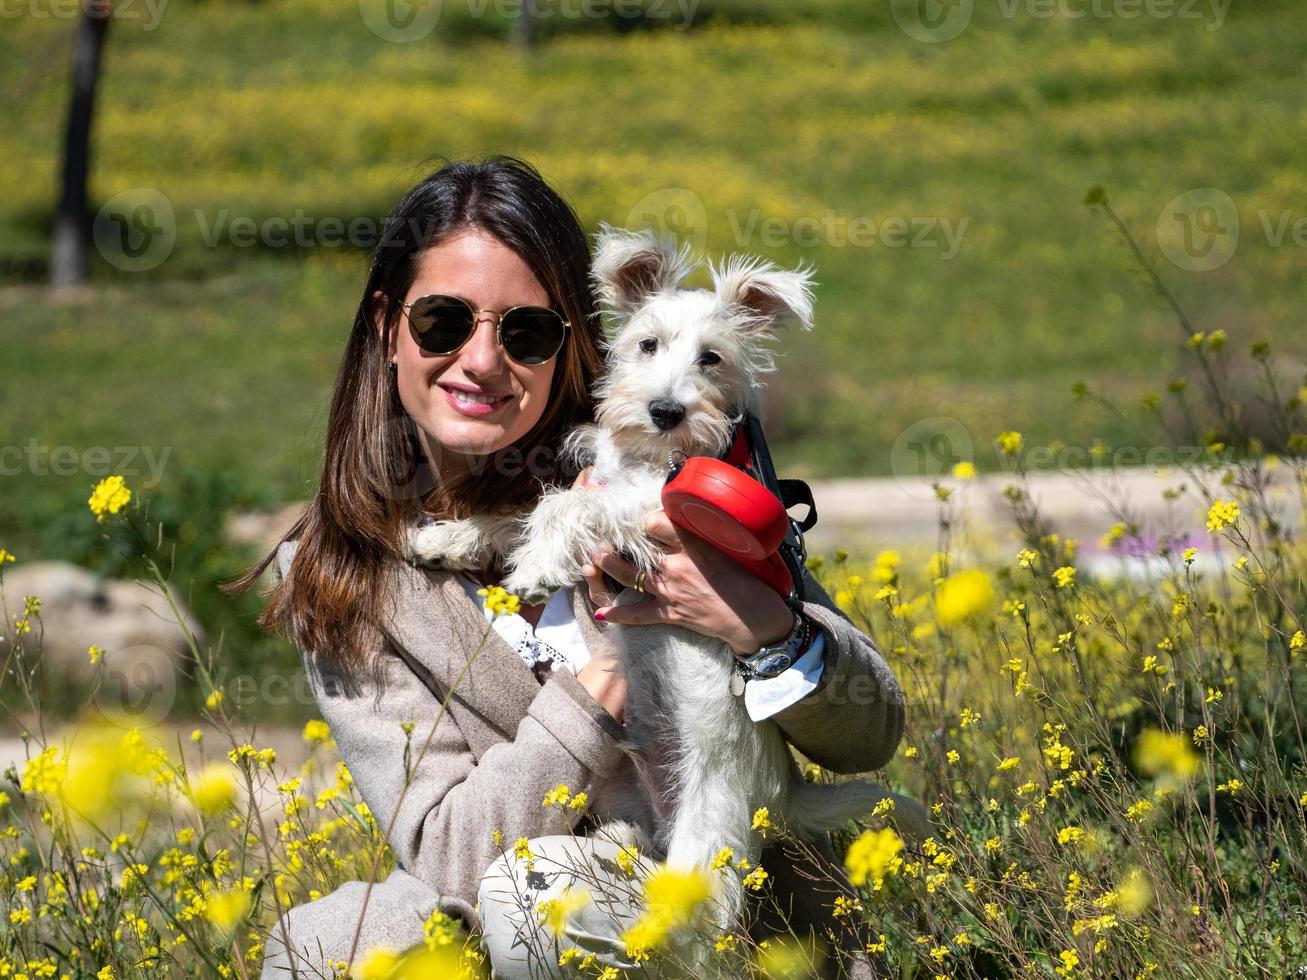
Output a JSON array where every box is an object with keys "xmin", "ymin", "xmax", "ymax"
[{"xmin": 634, "ymin": 569, "xmax": 647, "ymax": 593}]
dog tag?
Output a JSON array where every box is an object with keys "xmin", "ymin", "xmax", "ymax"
[{"xmin": 730, "ymin": 670, "xmax": 746, "ymax": 697}]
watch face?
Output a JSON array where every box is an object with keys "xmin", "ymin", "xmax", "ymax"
[{"xmin": 751, "ymin": 652, "xmax": 794, "ymax": 677}]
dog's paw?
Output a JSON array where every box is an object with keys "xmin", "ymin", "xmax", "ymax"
[{"xmin": 499, "ymin": 570, "xmax": 558, "ymax": 606}]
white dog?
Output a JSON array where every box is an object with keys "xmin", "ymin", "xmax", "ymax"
[{"xmin": 409, "ymin": 225, "xmax": 929, "ymax": 963}]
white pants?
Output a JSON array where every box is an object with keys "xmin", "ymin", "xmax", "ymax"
[{"xmin": 260, "ymin": 834, "xmax": 690, "ymax": 980}]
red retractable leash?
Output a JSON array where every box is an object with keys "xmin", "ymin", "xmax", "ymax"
[{"xmin": 660, "ymin": 413, "xmax": 817, "ymax": 606}]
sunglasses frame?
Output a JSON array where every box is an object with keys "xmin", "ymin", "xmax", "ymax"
[{"xmin": 399, "ymin": 293, "xmax": 571, "ymax": 366}]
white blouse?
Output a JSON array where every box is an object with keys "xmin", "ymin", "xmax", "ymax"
[{"xmin": 455, "ymin": 573, "xmax": 827, "ymax": 723}]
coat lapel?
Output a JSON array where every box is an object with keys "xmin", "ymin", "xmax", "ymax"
[
  {"xmin": 381, "ymin": 557, "xmax": 540, "ymax": 737},
  {"xmin": 383, "ymin": 526, "xmax": 612, "ymax": 738}
]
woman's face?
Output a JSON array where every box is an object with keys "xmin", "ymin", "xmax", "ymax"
[{"xmin": 385, "ymin": 228, "xmax": 559, "ymax": 480}]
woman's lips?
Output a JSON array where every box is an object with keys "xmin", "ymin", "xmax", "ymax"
[{"xmin": 439, "ymin": 384, "xmax": 513, "ymax": 417}]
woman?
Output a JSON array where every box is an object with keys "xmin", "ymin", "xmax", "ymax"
[{"xmin": 233, "ymin": 157, "xmax": 906, "ymax": 979}]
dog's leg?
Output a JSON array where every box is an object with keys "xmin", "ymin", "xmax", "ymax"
[
  {"xmin": 502, "ymin": 485, "xmax": 661, "ymax": 603},
  {"xmin": 500, "ymin": 486, "xmax": 610, "ymax": 602},
  {"xmin": 407, "ymin": 513, "xmax": 520, "ymax": 571}
]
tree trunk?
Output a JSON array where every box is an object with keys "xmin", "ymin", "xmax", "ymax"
[
  {"xmin": 510, "ymin": 3, "xmax": 537, "ymax": 52},
  {"xmin": 50, "ymin": 1, "xmax": 112, "ymax": 288}
]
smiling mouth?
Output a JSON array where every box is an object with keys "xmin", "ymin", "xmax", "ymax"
[{"xmin": 443, "ymin": 387, "xmax": 510, "ymax": 405}]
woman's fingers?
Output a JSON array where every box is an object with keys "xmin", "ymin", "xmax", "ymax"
[
  {"xmin": 580, "ymin": 562, "xmax": 615, "ymax": 608},
  {"xmin": 642, "ymin": 509, "xmax": 684, "ymax": 551},
  {"xmin": 589, "ymin": 548, "xmax": 641, "ymax": 590}
]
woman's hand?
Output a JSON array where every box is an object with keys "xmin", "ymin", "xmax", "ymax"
[
  {"xmin": 582, "ymin": 509, "xmax": 797, "ymax": 657},
  {"xmin": 575, "ymin": 647, "xmax": 628, "ymax": 725}
]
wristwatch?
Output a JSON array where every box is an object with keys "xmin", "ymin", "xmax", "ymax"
[{"xmin": 734, "ymin": 607, "xmax": 815, "ymax": 681}]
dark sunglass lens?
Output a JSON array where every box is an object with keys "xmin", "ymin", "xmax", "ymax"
[
  {"xmin": 500, "ymin": 308, "xmax": 566, "ymax": 365},
  {"xmin": 409, "ymin": 296, "xmax": 474, "ymax": 354}
]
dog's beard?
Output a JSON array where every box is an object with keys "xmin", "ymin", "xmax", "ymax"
[{"xmin": 595, "ymin": 399, "xmax": 739, "ymax": 462}]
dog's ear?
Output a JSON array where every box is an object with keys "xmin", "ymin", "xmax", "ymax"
[
  {"xmin": 591, "ymin": 223, "xmax": 696, "ymax": 316},
  {"xmin": 710, "ymin": 254, "xmax": 816, "ymax": 334}
]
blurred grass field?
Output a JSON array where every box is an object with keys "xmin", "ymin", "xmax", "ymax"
[{"xmin": 1, "ymin": 0, "xmax": 1304, "ymax": 685}]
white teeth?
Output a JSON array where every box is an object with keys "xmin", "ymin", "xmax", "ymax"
[{"xmin": 448, "ymin": 388, "xmax": 505, "ymax": 406}]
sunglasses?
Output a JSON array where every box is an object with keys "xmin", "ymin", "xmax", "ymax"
[{"xmin": 400, "ymin": 294, "xmax": 570, "ymax": 366}]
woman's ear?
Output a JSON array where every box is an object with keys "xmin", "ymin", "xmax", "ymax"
[
  {"xmin": 709, "ymin": 254, "xmax": 816, "ymax": 335},
  {"xmin": 591, "ymin": 223, "xmax": 697, "ymax": 317}
]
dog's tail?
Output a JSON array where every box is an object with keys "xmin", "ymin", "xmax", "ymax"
[{"xmin": 786, "ymin": 780, "xmax": 933, "ymax": 842}]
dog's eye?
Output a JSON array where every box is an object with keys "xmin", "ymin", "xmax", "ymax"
[
  {"xmin": 638, "ymin": 338, "xmax": 657, "ymax": 355},
  {"xmin": 698, "ymin": 350, "xmax": 721, "ymax": 367}
]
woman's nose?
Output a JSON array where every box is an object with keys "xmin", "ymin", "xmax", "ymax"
[{"xmin": 459, "ymin": 314, "xmax": 507, "ymax": 375}]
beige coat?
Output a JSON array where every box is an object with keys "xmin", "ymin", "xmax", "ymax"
[{"xmin": 274, "ymin": 530, "xmax": 905, "ymax": 978}]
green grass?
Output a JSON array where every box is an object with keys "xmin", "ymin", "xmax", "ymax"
[{"xmin": 1, "ymin": 0, "xmax": 1304, "ymax": 681}]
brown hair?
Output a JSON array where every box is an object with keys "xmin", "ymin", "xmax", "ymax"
[{"xmin": 222, "ymin": 156, "xmax": 605, "ymax": 671}]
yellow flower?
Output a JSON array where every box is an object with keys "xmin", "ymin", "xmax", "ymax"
[
  {"xmin": 205, "ymin": 690, "xmax": 225, "ymax": 711},
  {"xmin": 1182, "ymin": 547, "xmax": 1197, "ymax": 564},
  {"xmin": 996, "ymin": 431, "xmax": 1023, "ymax": 455},
  {"xmin": 1053, "ymin": 566, "xmax": 1077, "ymax": 589},
  {"xmin": 302, "ymin": 720, "xmax": 331, "ymax": 744},
  {"xmin": 997, "ymin": 756, "xmax": 1020, "ymax": 771},
  {"xmin": 536, "ymin": 886, "xmax": 592, "ymax": 936},
  {"xmin": 542, "ymin": 784, "xmax": 571, "ymax": 807},
  {"xmin": 205, "ymin": 886, "xmax": 252, "ymax": 937},
  {"xmin": 1290, "ymin": 631, "xmax": 1305, "ymax": 652},
  {"xmin": 615, "ymin": 844, "xmax": 640, "ymax": 876},
  {"xmin": 88, "ymin": 475, "xmax": 132, "ymax": 522},
  {"xmin": 1205, "ymin": 499, "xmax": 1239, "ymax": 533},
  {"xmin": 1134, "ymin": 728, "xmax": 1200, "ymax": 781},
  {"xmin": 742, "ymin": 865, "xmax": 769, "ymax": 891},
  {"xmin": 1016, "ymin": 548, "xmax": 1038, "ymax": 568},
  {"xmin": 514, "ymin": 837, "xmax": 535, "ymax": 872},
  {"xmin": 0, "ymin": 548, "xmax": 15, "ymax": 564},
  {"xmin": 477, "ymin": 585, "xmax": 522, "ymax": 618},
  {"xmin": 190, "ymin": 764, "xmax": 237, "ymax": 816},
  {"xmin": 88, "ymin": 645, "xmax": 104, "ymax": 665},
  {"xmin": 951, "ymin": 461, "xmax": 976, "ymax": 480},
  {"xmin": 751, "ymin": 807, "xmax": 771, "ymax": 833},
  {"xmin": 844, "ymin": 828, "xmax": 903, "ymax": 888},
  {"xmin": 934, "ymin": 569, "xmax": 996, "ymax": 627},
  {"xmin": 620, "ymin": 866, "xmax": 713, "ymax": 962},
  {"xmin": 711, "ymin": 847, "xmax": 734, "ymax": 871}
]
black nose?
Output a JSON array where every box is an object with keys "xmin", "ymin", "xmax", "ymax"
[{"xmin": 648, "ymin": 400, "xmax": 685, "ymax": 431}]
